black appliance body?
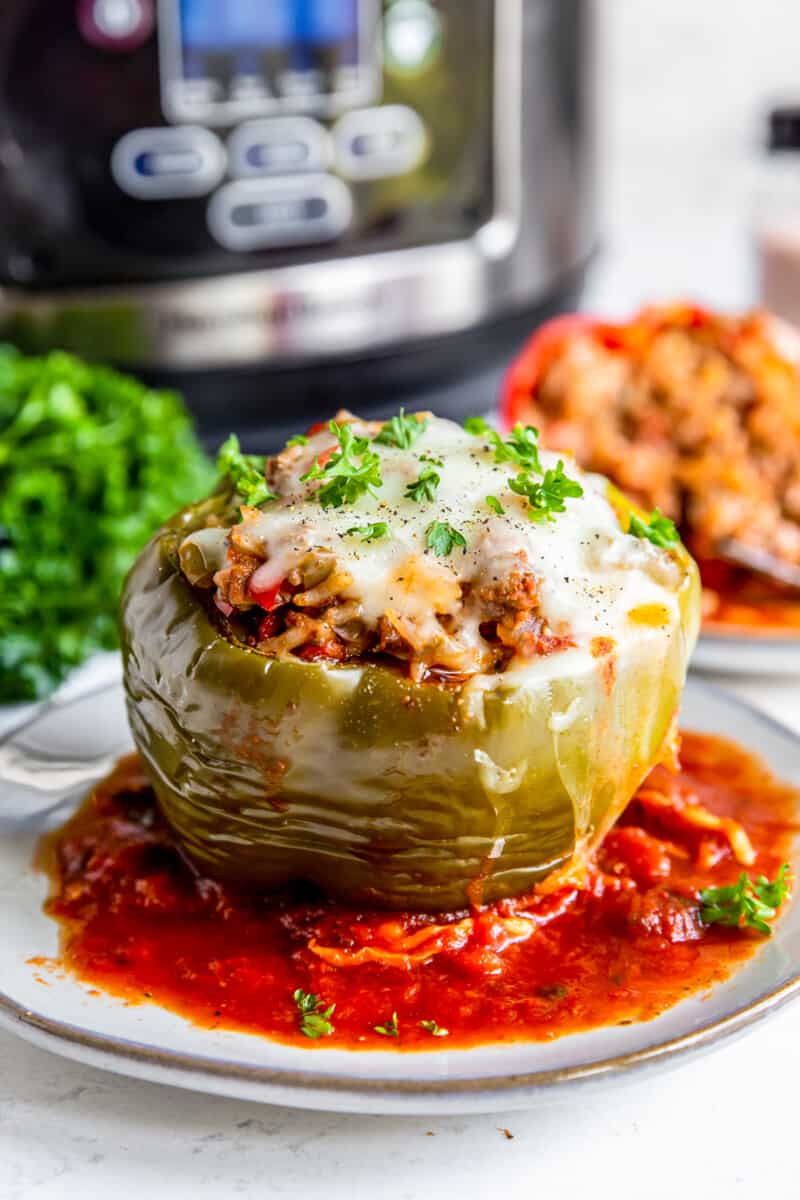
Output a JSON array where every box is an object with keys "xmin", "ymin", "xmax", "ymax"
[{"xmin": 0, "ymin": 0, "xmax": 596, "ymax": 442}]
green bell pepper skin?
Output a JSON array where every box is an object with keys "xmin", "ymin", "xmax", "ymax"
[{"xmin": 120, "ymin": 488, "xmax": 701, "ymax": 912}]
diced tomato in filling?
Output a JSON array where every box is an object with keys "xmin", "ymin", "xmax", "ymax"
[
  {"xmin": 305, "ymin": 421, "xmax": 328, "ymax": 437},
  {"xmin": 312, "ymin": 445, "xmax": 336, "ymax": 469},
  {"xmin": 296, "ymin": 642, "xmax": 345, "ymax": 662},
  {"xmin": 249, "ymin": 580, "xmax": 285, "ymax": 611},
  {"xmin": 257, "ymin": 611, "xmax": 283, "ymax": 640}
]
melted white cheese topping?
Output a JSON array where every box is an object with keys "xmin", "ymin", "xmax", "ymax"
[{"xmin": 208, "ymin": 416, "xmax": 681, "ymax": 649}]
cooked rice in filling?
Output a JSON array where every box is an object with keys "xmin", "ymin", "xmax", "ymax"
[{"xmin": 179, "ymin": 412, "xmax": 683, "ymax": 680}]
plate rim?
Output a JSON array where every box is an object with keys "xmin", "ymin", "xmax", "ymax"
[
  {"xmin": 699, "ymin": 627, "xmax": 800, "ymax": 648},
  {"xmin": 2, "ymin": 965, "xmax": 800, "ymax": 1101},
  {"xmin": 2, "ymin": 678, "xmax": 800, "ymax": 1102}
]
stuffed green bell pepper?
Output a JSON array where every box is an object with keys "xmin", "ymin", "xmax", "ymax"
[{"xmin": 120, "ymin": 411, "xmax": 701, "ymax": 911}]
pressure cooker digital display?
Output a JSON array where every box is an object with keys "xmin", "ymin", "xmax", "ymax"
[{"xmin": 160, "ymin": 0, "xmax": 380, "ymax": 125}]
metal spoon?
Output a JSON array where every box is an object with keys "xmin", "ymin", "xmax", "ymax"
[{"xmin": 717, "ymin": 539, "xmax": 800, "ymax": 595}]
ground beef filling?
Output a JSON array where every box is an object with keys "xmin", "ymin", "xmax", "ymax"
[
  {"xmin": 533, "ymin": 312, "xmax": 800, "ymax": 572},
  {"xmin": 208, "ymin": 552, "xmax": 573, "ymax": 680},
  {"xmin": 181, "ymin": 412, "xmax": 595, "ymax": 680}
]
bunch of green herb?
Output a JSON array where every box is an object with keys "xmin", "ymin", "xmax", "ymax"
[{"xmin": 0, "ymin": 347, "xmax": 213, "ymax": 700}]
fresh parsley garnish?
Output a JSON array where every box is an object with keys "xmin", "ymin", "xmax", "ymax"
[
  {"xmin": 405, "ymin": 465, "xmax": 440, "ymax": 503},
  {"xmin": 426, "ymin": 520, "xmax": 466, "ymax": 557},
  {"xmin": 217, "ymin": 434, "xmax": 277, "ymax": 506},
  {"xmin": 489, "ymin": 423, "xmax": 543, "ymax": 474},
  {"xmin": 486, "ymin": 495, "xmax": 505, "ymax": 515},
  {"xmin": 345, "ymin": 522, "xmax": 389, "ymax": 543},
  {"xmin": 0, "ymin": 348, "xmax": 213, "ymax": 701},
  {"xmin": 419, "ymin": 452, "xmax": 444, "ymax": 467},
  {"xmin": 699, "ymin": 865, "xmax": 791, "ymax": 935},
  {"xmin": 301, "ymin": 420, "xmax": 383, "ymax": 509},
  {"xmin": 286, "ymin": 433, "xmax": 309, "ymax": 447},
  {"xmin": 464, "ymin": 415, "xmax": 490, "ymax": 435},
  {"xmin": 374, "ymin": 1012, "xmax": 399, "ymax": 1038},
  {"xmin": 374, "ymin": 409, "xmax": 428, "ymax": 450},
  {"xmin": 628, "ymin": 509, "xmax": 680, "ymax": 549},
  {"xmin": 419, "ymin": 1019, "xmax": 449, "ymax": 1038},
  {"xmin": 509, "ymin": 460, "xmax": 584, "ymax": 522},
  {"xmin": 293, "ymin": 988, "xmax": 336, "ymax": 1039}
]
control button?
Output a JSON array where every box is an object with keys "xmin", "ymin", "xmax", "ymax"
[
  {"xmin": 332, "ymin": 106, "xmax": 427, "ymax": 181},
  {"xmin": 207, "ymin": 176, "xmax": 352, "ymax": 252},
  {"xmin": 227, "ymin": 118, "xmax": 331, "ymax": 178},
  {"xmin": 77, "ymin": 0, "xmax": 154, "ymax": 52},
  {"xmin": 111, "ymin": 127, "xmax": 226, "ymax": 200}
]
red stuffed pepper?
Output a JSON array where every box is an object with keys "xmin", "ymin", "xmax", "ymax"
[{"xmin": 500, "ymin": 304, "xmax": 800, "ymax": 632}]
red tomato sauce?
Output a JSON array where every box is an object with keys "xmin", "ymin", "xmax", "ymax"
[
  {"xmin": 699, "ymin": 560, "xmax": 800, "ymax": 635},
  {"xmin": 37, "ymin": 732, "xmax": 797, "ymax": 1050}
]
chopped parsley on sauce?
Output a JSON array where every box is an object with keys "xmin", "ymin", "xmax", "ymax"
[
  {"xmin": 419, "ymin": 1019, "xmax": 449, "ymax": 1037},
  {"xmin": 293, "ymin": 988, "xmax": 336, "ymax": 1038},
  {"xmin": 700, "ymin": 864, "xmax": 791, "ymax": 935},
  {"xmin": 374, "ymin": 1011, "xmax": 399, "ymax": 1037}
]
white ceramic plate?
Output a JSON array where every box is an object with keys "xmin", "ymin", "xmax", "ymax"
[
  {"xmin": 1, "ymin": 679, "xmax": 799, "ymax": 1115},
  {"xmin": 693, "ymin": 629, "xmax": 800, "ymax": 677}
]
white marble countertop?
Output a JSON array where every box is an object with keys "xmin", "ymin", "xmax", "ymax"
[{"xmin": 0, "ymin": 1000, "xmax": 798, "ymax": 1200}]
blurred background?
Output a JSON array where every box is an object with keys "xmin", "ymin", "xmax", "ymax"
[
  {"xmin": 2, "ymin": 0, "xmax": 799, "ymax": 435},
  {"xmin": 589, "ymin": 0, "xmax": 800, "ymax": 314}
]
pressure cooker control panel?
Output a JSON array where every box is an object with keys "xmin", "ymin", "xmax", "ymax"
[
  {"xmin": 110, "ymin": 102, "xmax": 427, "ymax": 250},
  {"xmin": 106, "ymin": 0, "xmax": 432, "ymax": 251},
  {"xmin": 1, "ymin": 0, "xmax": 495, "ymax": 286}
]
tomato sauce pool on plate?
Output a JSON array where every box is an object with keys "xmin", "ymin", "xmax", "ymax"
[{"xmin": 36, "ymin": 733, "xmax": 797, "ymax": 1050}]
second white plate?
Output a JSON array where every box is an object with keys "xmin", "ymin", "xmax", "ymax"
[{"xmin": 693, "ymin": 629, "xmax": 800, "ymax": 677}]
